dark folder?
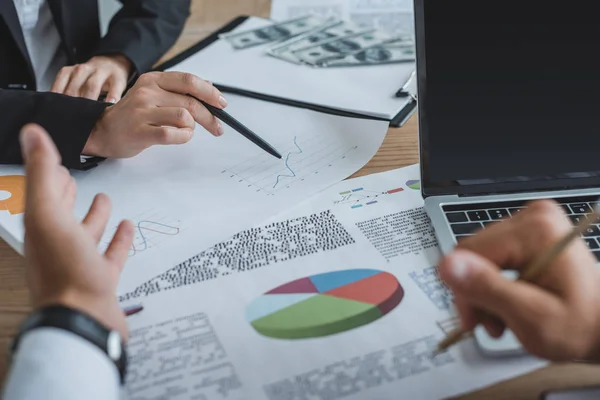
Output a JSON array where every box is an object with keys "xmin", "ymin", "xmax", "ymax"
[{"xmin": 154, "ymin": 16, "xmax": 416, "ymax": 128}]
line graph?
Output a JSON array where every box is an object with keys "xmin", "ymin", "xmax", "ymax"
[
  {"xmin": 101, "ymin": 209, "xmax": 182, "ymax": 257},
  {"xmin": 223, "ymin": 134, "xmax": 360, "ymax": 195},
  {"xmin": 130, "ymin": 221, "xmax": 180, "ymax": 256},
  {"xmin": 273, "ymin": 136, "xmax": 303, "ymax": 189}
]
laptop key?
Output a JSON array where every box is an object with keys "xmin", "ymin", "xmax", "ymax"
[
  {"xmin": 455, "ymin": 235, "xmax": 472, "ymax": 241},
  {"xmin": 569, "ymin": 214, "xmax": 586, "ymax": 224},
  {"xmin": 570, "ymin": 203, "xmax": 592, "ymax": 214},
  {"xmin": 451, "ymin": 222, "xmax": 483, "ymax": 235},
  {"xmin": 482, "ymin": 221, "xmax": 496, "ymax": 228},
  {"xmin": 592, "ymin": 250, "xmax": 600, "ymax": 262},
  {"xmin": 446, "ymin": 212, "xmax": 468, "ymax": 223},
  {"xmin": 507, "ymin": 207, "xmax": 524, "ymax": 216},
  {"xmin": 560, "ymin": 204, "xmax": 573, "ymax": 215},
  {"xmin": 489, "ymin": 209, "xmax": 509, "ymax": 220},
  {"xmin": 467, "ymin": 210, "xmax": 489, "ymax": 222},
  {"xmin": 585, "ymin": 238, "xmax": 599, "ymax": 250},
  {"xmin": 582, "ymin": 225, "xmax": 600, "ymax": 237}
]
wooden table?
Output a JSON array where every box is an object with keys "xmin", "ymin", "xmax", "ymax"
[{"xmin": 1, "ymin": 0, "xmax": 600, "ymax": 397}]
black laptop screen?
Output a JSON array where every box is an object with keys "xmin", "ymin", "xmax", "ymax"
[{"xmin": 417, "ymin": 0, "xmax": 600, "ymax": 196}]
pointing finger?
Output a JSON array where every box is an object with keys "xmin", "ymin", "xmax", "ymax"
[
  {"xmin": 82, "ymin": 194, "xmax": 112, "ymax": 244},
  {"xmin": 20, "ymin": 124, "xmax": 62, "ymax": 200},
  {"xmin": 105, "ymin": 220, "xmax": 134, "ymax": 269},
  {"xmin": 64, "ymin": 175, "xmax": 77, "ymax": 211}
]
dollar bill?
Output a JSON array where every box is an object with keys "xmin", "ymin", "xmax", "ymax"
[
  {"xmin": 315, "ymin": 42, "xmax": 416, "ymax": 67},
  {"xmin": 220, "ymin": 15, "xmax": 328, "ymax": 50},
  {"xmin": 267, "ymin": 19, "xmax": 368, "ymax": 64},
  {"xmin": 291, "ymin": 30, "xmax": 401, "ymax": 66}
]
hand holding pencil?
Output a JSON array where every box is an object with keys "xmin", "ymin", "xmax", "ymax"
[{"xmin": 437, "ymin": 200, "xmax": 600, "ymax": 362}]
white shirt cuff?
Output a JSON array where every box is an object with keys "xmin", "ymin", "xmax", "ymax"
[{"xmin": 3, "ymin": 327, "xmax": 121, "ymax": 400}]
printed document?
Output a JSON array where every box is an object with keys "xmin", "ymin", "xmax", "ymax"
[
  {"xmin": 120, "ymin": 165, "xmax": 546, "ymax": 400},
  {"xmin": 0, "ymin": 94, "xmax": 388, "ymax": 293}
]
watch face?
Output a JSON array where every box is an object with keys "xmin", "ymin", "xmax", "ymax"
[{"xmin": 107, "ymin": 331, "xmax": 122, "ymax": 361}]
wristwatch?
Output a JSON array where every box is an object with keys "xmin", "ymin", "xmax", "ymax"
[{"xmin": 9, "ymin": 305, "xmax": 128, "ymax": 383}]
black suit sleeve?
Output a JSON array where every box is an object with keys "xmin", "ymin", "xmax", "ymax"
[
  {"xmin": 0, "ymin": 89, "xmax": 109, "ymax": 170},
  {"xmin": 91, "ymin": 0, "xmax": 191, "ymax": 75}
]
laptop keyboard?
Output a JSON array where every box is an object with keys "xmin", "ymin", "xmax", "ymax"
[{"xmin": 442, "ymin": 195, "xmax": 600, "ymax": 262}]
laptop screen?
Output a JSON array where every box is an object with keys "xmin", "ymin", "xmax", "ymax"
[{"xmin": 416, "ymin": 0, "xmax": 600, "ymax": 196}]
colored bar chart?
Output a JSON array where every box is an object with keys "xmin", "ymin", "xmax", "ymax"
[{"xmin": 335, "ymin": 186, "xmax": 405, "ymax": 209}]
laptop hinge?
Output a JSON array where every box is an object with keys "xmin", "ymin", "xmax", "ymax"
[{"xmin": 456, "ymin": 186, "xmax": 573, "ymax": 198}]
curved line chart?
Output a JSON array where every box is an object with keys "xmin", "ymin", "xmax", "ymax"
[
  {"xmin": 273, "ymin": 136, "xmax": 303, "ymax": 189},
  {"xmin": 224, "ymin": 134, "xmax": 360, "ymax": 195},
  {"xmin": 130, "ymin": 220, "xmax": 180, "ymax": 256}
]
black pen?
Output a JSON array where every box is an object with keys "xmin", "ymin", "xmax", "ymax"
[
  {"xmin": 189, "ymin": 95, "xmax": 282, "ymax": 159},
  {"xmin": 122, "ymin": 304, "xmax": 144, "ymax": 317},
  {"xmin": 395, "ymin": 70, "xmax": 416, "ymax": 98}
]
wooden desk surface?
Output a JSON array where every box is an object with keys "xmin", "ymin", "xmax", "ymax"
[{"xmin": 1, "ymin": 0, "xmax": 600, "ymax": 397}]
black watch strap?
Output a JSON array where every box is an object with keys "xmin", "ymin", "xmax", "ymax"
[{"xmin": 10, "ymin": 305, "xmax": 127, "ymax": 383}]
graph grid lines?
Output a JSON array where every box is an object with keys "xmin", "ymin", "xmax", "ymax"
[{"xmin": 223, "ymin": 135, "xmax": 359, "ymax": 195}]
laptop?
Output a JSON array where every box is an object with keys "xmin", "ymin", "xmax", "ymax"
[
  {"xmin": 415, "ymin": 0, "xmax": 600, "ymax": 257},
  {"xmin": 414, "ymin": 0, "xmax": 600, "ymax": 355}
]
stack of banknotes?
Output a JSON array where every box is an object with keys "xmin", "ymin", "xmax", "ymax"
[{"xmin": 220, "ymin": 15, "xmax": 415, "ymax": 68}]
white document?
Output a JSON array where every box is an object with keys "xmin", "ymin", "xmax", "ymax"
[
  {"xmin": 120, "ymin": 165, "xmax": 546, "ymax": 400},
  {"xmin": 271, "ymin": 0, "xmax": 415, "ymax": 36},
  {"xmin": 0, "ymin": 94, "xmax": 388, "ymax": 293},
  {"xmin": 169, "ymin": 17, "xmax": 414, "ymax": 120}
]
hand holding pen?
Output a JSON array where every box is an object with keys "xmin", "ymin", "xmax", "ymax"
[
  {"xmin": 83, "ymin": 72, "xmax": 232, "ymax": 159},
  {"xmin": 436, "ymin": 200, "xmax": 600, "ymax": 362}
]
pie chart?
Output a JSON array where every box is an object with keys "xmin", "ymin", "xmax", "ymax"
[
  {"xmin": 0, "ymin": 175, "xmax": 26, "ymax": 215},
  {"xmin": 246, "ymin": 269, "xmax": 404, "ymax": 339},
  {"xmin": 406, "ymin": 179, "xmax": 420, "ymax": 190}
]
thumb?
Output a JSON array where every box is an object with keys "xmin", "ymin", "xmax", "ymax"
[
  {"xmin": 20, "ymin": 124, "xmax": 62, "ymax": 206},
  {"xmin": 438, "ymin": 249, "xmax": 558, "ymax": 328}
]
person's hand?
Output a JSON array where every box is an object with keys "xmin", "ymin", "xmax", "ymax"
[
  {"xmin": 21, "ymin": 124, "xmax": 134, "ymax": 340},
  {"xmin": 50, "ymin": 55, "xmax": 132, "ymax": 102},
  {"xmin": 82, "ymin": 71, "xmax": 227, "ymax": 158},
  {"xmin": 438, "ymin": 200, "xmax": 600, "ymax": 362}
]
